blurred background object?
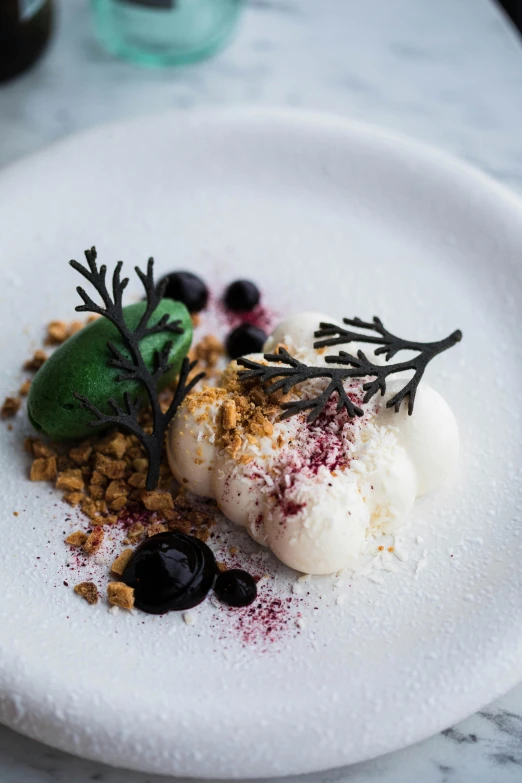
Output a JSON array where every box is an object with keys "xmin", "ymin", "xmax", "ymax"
[
  {"xmin": 91, "ymin": 0, "xmax": 243, "ymax": 66},
  {"xmin": 0, "ymin": 0, "xmax": 54, "ymax": 82},
  {"xmin": 497, "ymin": 1, "xmax": 522, "ymax": 32}
]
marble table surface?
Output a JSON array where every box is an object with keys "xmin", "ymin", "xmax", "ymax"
[{"xmin": 1, "ymin": 0, "xmax": 522, "ymax": 781}]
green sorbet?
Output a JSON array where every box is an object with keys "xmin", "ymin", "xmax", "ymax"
[{"xmin": 28, "ymin": 300, "xmax": 192, "ymax": 440}]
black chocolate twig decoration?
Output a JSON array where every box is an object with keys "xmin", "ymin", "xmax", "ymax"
[
  {"xmin": 238, "ymin": 317, "xmax": 461, "ymax": 422},
  {"xmin": 70, "ymin": 247, "xmax": 205, "ymax": 490}
]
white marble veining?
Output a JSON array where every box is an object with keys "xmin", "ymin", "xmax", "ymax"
[{"xmin": 1, "ymin": 0, "xmax": 522, "ymax": 781}]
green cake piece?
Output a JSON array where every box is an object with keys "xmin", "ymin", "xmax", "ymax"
[{"xmin": 28, "ymin": 299, "xmax": 192, "ymax": 440}]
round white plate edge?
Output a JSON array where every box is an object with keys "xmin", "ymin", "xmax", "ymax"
[{"xmin": 0, "ymin": 107, "xmax": 522, "ymax": 778}]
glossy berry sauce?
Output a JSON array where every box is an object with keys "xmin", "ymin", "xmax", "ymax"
[
  {"xmin": 121, "ymin": 532, "xmax": 216, "ymax": 614},
  {"xmin": 214, "ymin": 568, "xmax": 258, "ymax": 608}
]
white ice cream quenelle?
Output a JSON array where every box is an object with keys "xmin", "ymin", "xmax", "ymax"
[{"xmin": 167, "ymin": 313, "xmax": 459, "ymax": 575}]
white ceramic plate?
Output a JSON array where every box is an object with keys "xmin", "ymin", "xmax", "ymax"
[{"xmin": 0, "ymin": 108, "xmax": 521, "ymax": 779}]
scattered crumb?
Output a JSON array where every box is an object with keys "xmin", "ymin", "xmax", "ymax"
[
  {"xmin": 69, "ymin": 443, "xmax": 93, "ymax": 465},
  {"xmin": 194, "ymin": 334, "xmax": 224, "ymax": 368},
  {"xmin": 221, "ymin": 399, "xmax": 237, "ymax": 430},
  {"xmin": 30, "ymin": 456, "xmax": 57, "ymax": 482},
  {"xmin": 56, "ymin": 469, "xmax": 85, "ymax": 492},
  {"xmin": 108, "ymin": 582, "xmax": 134, "ymax": 610},
  {"xmin": 65, "ymin": 530, "xmax": 89, "ymax": 547},
  {"xmin": 111, "ymin": 548, "xmax": 133, "ymax": 576},
  {"xmin": 19, "ymin": 380, "xmax": 31, "ymax": 397},
  {"xmin": 68, "ymin": 320, "xmax": 84, "ymax": 337},
  {"xmin": 73, "ymin": 582, "xmax": 98, "ymax": 605},
  {"xmin": 148, "ymin": 522, "xmax": 168, "ymax": 537},
  {"xmin": 46, "ymin": 320, "xmax": 69, "ymax": 345},
  {"xmin": 83, "ymin": 528, "xmax": 104, "ymax": 555},
  {"xmin": 1, "ymin": 396, "xmax": 21, "ymax": 419},
  {"xmin": 23, "ymin": 349, "xmax": 48, "ymax": 371},
  {"xmin": 141, "ymin": 490, "xmax": 173, "ymax": 511},
  {"xmin": 183, "ymin": 611, "xmax": 196, "ymax": 626}
]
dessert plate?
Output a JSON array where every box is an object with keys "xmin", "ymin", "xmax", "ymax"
[{"xmin": 0, "ymin": 108, "xmax": 521, "ymax": 778}]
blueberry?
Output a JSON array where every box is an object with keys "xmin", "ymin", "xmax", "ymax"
[
  {"xmin": 214, "ymin": 569, "xmax": 257, "ymax": 607},
  {"xmin": 225, "ymin": 323, "xmax": 267, "ymax": 359},
  {"xmin": 121, "ymin": 532, "xmax": 216, "ymax": 614},
  {"xmin": 157, "ymin": 271, "xmax": 208, "ymax": 313},
  {"xmin": 223, "ymin": 280, "xmax": 260, "ymax": 312}
]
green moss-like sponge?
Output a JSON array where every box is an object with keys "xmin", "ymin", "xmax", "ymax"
[{"xmin": 27, "ymin": 299, "xmax": 193, "ymax": 440}]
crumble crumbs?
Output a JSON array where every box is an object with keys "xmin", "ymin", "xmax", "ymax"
[
  {"xmin": 83, "ymin": 528, "xmax": 104, "ymax": 555},
  {"xmin": 30, "ymin": 456, "xmax": 57, "ymax": 482},
  {"xmin": 23, "ymin": 349, "xmax": 48, "ymax": 371},
  {"xmin": 108, "ymin": 582, "xmax": 134, "ymax": 610},
  {"xmin": 141, "ymin": 490, "xmax": 174, "ymax": 511},
  {"xmin": 74, "ymin": 582, "xmax": 98, "ymax": 605},
  {"xmin": 1, "ymin": 396, "xmax": 21, "ymax": 418},
  {"xmin": 65, "ymin": 530, "xmax": 88, "ymax": 547},
  {"xmin": 147, "ymin": 522, "xmax": 168, "ymax": 537},
  {"xmin": 45, "ymin": 320, "xmax": 69, "ymax": 345},
  {"xmin": 111, "ymin": 548, "xmax": 133, "ymax": 576},
  {"xmin": 56, "ymin": 469, "xmax": 85, "ymax": 492},
  {"xmin": 19, "ymin": 380, "xmax": 31, "ymax": 397}
]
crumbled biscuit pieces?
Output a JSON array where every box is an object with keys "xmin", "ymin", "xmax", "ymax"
[
  {"xmin": 132, "ymin": 458, "xmax": 148, "ymax": 473},
  {"xmin": 74, "ymin": 582, "xmax": 98, "ymax": 605},
  {"xmin": 56, "ymin": 469, "xmax": 84, "ymax": 492},
  {"xmin": 64, "ymin": 491, "xmax": 83, "ymax": 507},
  {"xmin": 1, "ymin": 396, "xmax": 21, "ymax": 419},
  {"xmin": 94, "ymin": 431, "xmax": 128, "ymax": 460},
  {"xmin": 194, "ymin": 334, "xmax": 224, "ymax": 368},
  {"xmin": 108, "ymin": 582, "xmax": 134, "ymax": 610},
  {"xmin": 65, "ymin": 530, "xmax": 88, "ymax": 547},
  {"xmin": 30, "ymin": 456, "xmax": 57, "ymax": 482},
  {"xmin": 167, "ymin": 491, "xmax": 216, "ymax": 542},
  {"xmin": 94, "ymin": 453, "xmax": 127, "ymax": 479},
  {"xmin": 83, "ymin": 527, "xmax": 104, "ymax": 555},
  {"xmin": 126, "ymin": 522, "xmax": 145, "ymax": 542},
  {"xmin": 69, "ymin": 443, "xmax": 93, "ymax": 465},
  {"xmin": 221, "ymin": 398, "xmax": 237, "ymax": 430},
  {"xmin": 111, "ymin": 548, "xmax": 133, "ymax": 576},
  {"xmin": 81, "ymin": 496, "xmax": 107, "ymax": 521},
  {"xmin": 46, "ymin": 320, "xmax": 69, "ymax": 345},
  {"xmin": 105, "ymin": 479, "xmax": 129, "ymax": 505},
  {"xmin": 32, "ymin": 440, "xmax": 56, "ymax": 458},
  {"xmin": 19, "ymin": 380, "xmax": 31, "ymax": 397},
  {"xmin": 141, "ymin": 490, "xmax": 173, "ymax": 511},
  {"xmin": 68, "ymin": 320, "xmax": 84, "ymax": 336},
  {"xmin": 210, "ymin": 366, "xmax": 278, "ymax": 460},
  {"xmin": 148, "ymin": 522, "xmax": 168, "ymax": 537},
  {"xmin": 23, "ymin": 349, "xmax": 48, "ymax": 371},
  {"xmin": 128, "ymin": 472, "xmax": 146, "ymax": 489}
]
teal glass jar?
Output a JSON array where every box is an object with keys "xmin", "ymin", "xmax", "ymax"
[{"xmin": 91, "ymin": 0, "xmax": 242, "ymax": 67}]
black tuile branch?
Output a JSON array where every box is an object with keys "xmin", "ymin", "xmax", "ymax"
[
  {"xmin": 238, "ymin": 318, "xmax": 461, "ymax": 421},
  {"xmin": 70, "ymin": 246, "xmax": 205, "ymax": 490}
]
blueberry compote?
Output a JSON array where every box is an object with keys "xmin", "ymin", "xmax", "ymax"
[
  {"xmin": 214, "ymin": 568, "xmax": 257, "ymax": 608},
  {"xmin": 121, "ymin": 532, "xmax": 216, "ymax": 614}
]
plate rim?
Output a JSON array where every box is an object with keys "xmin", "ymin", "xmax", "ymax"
[{"xmin": 1, "ymin": 106, "xmax": 522, "ymax": 778}]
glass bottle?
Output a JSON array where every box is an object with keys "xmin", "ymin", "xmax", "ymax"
[
  {"xmin": 90, "ymin": 0, "xmax": 242, "ymax": 67},
  {"xmin": 0, "ymin": 0, "xmax": 54, "ymax": 82}
]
